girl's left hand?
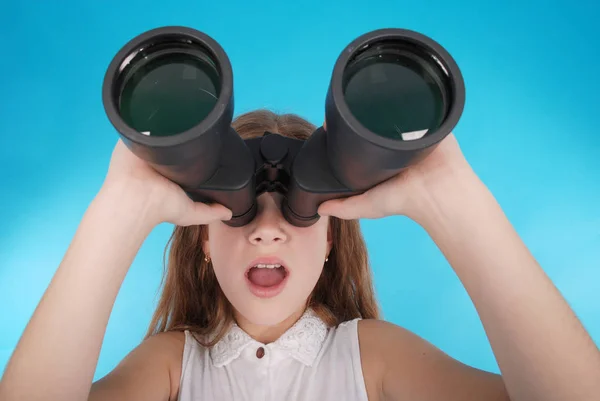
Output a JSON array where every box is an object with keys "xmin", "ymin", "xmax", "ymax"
[{"xmin": 317, "ymin": 126, "xmax": 475, "ymax": 221}]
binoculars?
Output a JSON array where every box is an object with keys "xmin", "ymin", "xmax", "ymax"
[{"xmin": 102, "ymin": 26, "xmax": 465, "ymax": 227}]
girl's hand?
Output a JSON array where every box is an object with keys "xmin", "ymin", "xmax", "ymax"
[
  {"xmin": 317, "ymin": 131, "xmax": 476, "ymax": 222},
  {"xmin": 100, "ymin": 140, "xmax": 232, "ymax": 227}
]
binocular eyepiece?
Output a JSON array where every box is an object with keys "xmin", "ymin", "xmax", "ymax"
[{"xmin": 102, "ymin": 26, "xmax": 465, "ymax": 227}]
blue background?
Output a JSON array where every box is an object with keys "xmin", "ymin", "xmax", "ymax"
[{"xmin": 1, "ymin": 0, "xmax": 598, "ymax": 380}]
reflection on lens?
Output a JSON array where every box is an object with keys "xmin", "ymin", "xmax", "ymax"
[
  {"xmin": 343, "ymin": 43, "xmax": 447, "ymax": 140},
  {"xmin": 119, "ymin": 52, "xmax": 220, "ymax": 136}
]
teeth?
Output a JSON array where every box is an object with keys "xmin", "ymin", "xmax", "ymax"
[{"xmin": 253, "ymin": 263, "xmax": 282, "ymax": 269}]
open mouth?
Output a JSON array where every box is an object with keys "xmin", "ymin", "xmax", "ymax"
[{"xmin": 244, "ymin": 259, "xmax": 290, "ymax": 298}]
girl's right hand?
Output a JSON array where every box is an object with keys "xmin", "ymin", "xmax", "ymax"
[{"xmin": 100, "ymin": 139, "xmax": 233, "ymax": 227}]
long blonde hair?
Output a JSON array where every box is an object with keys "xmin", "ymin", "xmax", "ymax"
[{"xmin": 145, "ymin": 109, "xmax": 380, "ymax": 346}]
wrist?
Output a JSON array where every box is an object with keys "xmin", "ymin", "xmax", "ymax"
[
  {"xmin": 407, "ymin": 165, "xmax": 491, "ymax": 231},
  {"xmin": 94, "ymin": 181, "xmax": 161, "ymax": 234}
]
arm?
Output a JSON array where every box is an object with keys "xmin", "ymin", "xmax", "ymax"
[
  {"xmin": 319, "ymin": 134, "xmax": 600, "ymax": 401},
  {"xmin": 0, "ymin": 140, "xmax": 231, "ymax": 401},
  {"xmin": 402, "ymin": 166, "xmax": 600, "ymax": 401},
  {"xmin": 0, "ymin": 186, "xmax": 171, "ymax": 401}
]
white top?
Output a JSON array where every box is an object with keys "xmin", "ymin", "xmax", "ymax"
[{"xmin": 178, "ymin": 308, "xmax": 369, "ymax": 401}]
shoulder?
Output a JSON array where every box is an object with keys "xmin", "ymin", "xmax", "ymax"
[
  {"xmin": 356, "ymin": 319, "xmax": 509, "ymax": 401},
  {"xmin": 356, "ymin": 318, "xmax": 445, "ymax": 373},
  {"xmin": 357, "ymin": 318, "xmax": 436, "ymax": 353},
  {"xmin": 357, "ymin": 318, "xmax": 427, "ymax": 362},
  {"xmin": 138, "ymin": 330, "xmax": 186, "ymax": 368},
  {"xmin": 137, "ymin": 330, "xmax": 187, "ymax": 401},
  {"xmin": 90, "ymin": 330, "xmax": 186, "ymax": 401},
  {"xmin": 356, "ymin": 319, "xmax": 430, "ymax": 400},
  {"xmin": 332, "ymin": 319, "xmax": 429, "ymax": 400},
  {"xmin": 357, "ymin": 318, "xmax": 478, "ymax": 370},
  {"xmin": 357, "ymin": 318, "xmax": 411, "ymax": 340},
  {"xmin": 148, "ymin": 329, "xmax": 187, "ymax": 349},
  {"xmin": 151, "ymin": 331, "xmax": 187, "ymax": 397}
]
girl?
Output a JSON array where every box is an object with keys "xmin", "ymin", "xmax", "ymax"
[{"xmin": 1, "ymin": 110, "xmax": 598, "ymax": 401}]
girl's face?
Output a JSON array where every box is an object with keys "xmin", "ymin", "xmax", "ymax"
[{"xmin": 204, "ymin": 192, "xmax": 332, "ymax": 326}]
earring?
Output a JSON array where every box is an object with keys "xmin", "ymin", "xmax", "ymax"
[
  {"xmin": 325, "ymin": 257, "xmax": 329, "ymax": 262},
  {"xmin": 204, "ymin": 255, "xmax": 210, "ymax": 263}
]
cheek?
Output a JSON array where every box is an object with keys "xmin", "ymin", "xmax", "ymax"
[
  {"xmin": 291, "ymin": 227, "xmax": 329, "ymax": 295},
  {"xmin": 295, "ymin": 223, "xmax": 330, "ymax": 262},
  {"xmin": 312, "ymin": 217, "xmax": 330, "ymax": 246},
  {"xmin": 206, "ymin": 226, "xmax": 246, "ymax": 292},
  {"xmin": 206, "ymin": 224, "xmax": 241, "ymax": 263}
]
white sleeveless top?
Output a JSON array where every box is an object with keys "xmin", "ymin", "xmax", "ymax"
[{"xmin": 178, "ymin": 308, "xmax": 369, "ymax": 401}]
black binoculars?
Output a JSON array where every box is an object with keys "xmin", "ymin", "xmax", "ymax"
[{"xmin": 102, "ymin": 26, "xmax": 465, "ymax": 227}]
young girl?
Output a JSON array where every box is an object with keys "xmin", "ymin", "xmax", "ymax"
[{"xmin": 1, "ymin": 110, "xmax": 598, "ymax": 401}]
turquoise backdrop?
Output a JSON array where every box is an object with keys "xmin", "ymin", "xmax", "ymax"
[{"xmin": 1, "ymin": 0, "xmax": 598, "ymax": 379}]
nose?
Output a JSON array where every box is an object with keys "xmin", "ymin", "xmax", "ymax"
[{"xmin": 248, "ymin": 194, "xmax": 288, "ymax": 246}]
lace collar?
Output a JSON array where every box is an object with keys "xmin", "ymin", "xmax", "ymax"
[{"xmin": 209, "ymin": 308, "xmax": 328, "ymax": 367}]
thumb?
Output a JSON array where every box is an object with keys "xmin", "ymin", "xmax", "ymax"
[
  {"xmin": 185, "ymin": 202, "xmax": 233, "ymax": 226},
  {"xmin": 318, "ymin": 193, "xmax": 375, "ymax": 220}
]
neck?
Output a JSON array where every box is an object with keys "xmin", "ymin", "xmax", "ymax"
[{"xmin": 234, "ymin": 305, "xmax": 307, "ymax": 344}]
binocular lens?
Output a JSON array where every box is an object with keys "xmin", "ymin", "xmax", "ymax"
[
  {"xmin": 118, "ymin": 46, "xmax": 221, "ymax": 136},
  {"xmin": 342, "ymin": 42, "xmax": 447, "ymax": 141},
  {"xmin": 104, "ymin": 26, "xmax": 465, "ymax": 227}
]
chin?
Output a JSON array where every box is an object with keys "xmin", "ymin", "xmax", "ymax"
[{"xmin": 231, "ymin": 294, "xmax": 307, "ymax": 327}]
